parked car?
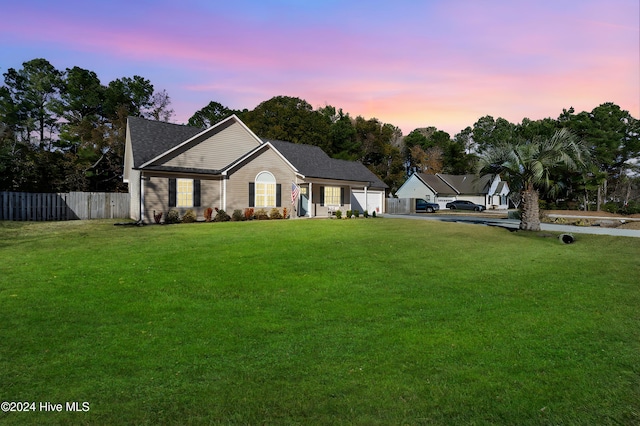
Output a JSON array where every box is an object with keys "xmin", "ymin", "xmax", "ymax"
[
  {"xmin": 416, "ymin": 199, "xmax": 440, "ymax": 213},
  {"xmin": 445, "ymin": 200, "xmax": 485, "ymax": 211}
]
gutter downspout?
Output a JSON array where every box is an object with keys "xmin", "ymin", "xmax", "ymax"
[{"xmin": 222, "ymin": 172, "xmax": 227, "ymax": 211}]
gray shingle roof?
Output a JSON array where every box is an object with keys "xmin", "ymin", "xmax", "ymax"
[
  {"xmin": 265, "ymin": 139, "xmax": 388, "ymax": 188},
  {"xmin": 438, "ymin": 174, "xmax": 492, "ymax": 194},
  {"xmin": 417, "ymin": 173, "xmax": 458, "ymax": 195},
  {"xmin": 128, "ymin": 116, "xmax": 201, "ymax": 168}
]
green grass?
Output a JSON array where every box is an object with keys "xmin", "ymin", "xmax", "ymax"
[{"xmin": 1, "ymin": 218, "xmax": 639, "ymax": 425}]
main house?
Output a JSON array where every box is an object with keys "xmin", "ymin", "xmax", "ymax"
[
  {"xmin": 124, "ymin": 115, "xmax": 388, "ymax": 223},
  {"xmin": 395, "ymin": 172, "xmax": 510, "ymax": 209}
]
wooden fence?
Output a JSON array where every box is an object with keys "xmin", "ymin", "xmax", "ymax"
[
  {"xmin": 0, "ymin": 192, "xmax": 130, "ymax": 221},
  {"xmin": 386, "ymin": 198, "xmax": 413, "ymax": 214}
]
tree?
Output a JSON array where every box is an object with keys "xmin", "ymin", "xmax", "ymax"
[
  {"xmin": 146, "ymin": 89, "xmax": 174, "ymax": 122},
  {"xmin": 188, "ymin": 101, "xmax": 232, "ymax": 128},
  {"xmin": 559, "ymin": 103, "xmax": 640, "ymax": 210},
  {"xmin": 472, "ymin": 116, "xmax": 515, "ymax": 153},
  {"xmin": 477, "ymin": 129, "xmax": 590, "ymax": 231},
  {"xmin": 242, "ymin": 96, "xmax": 330, "ymax": 150},
  {"xmin": 2, "ymin": 58, "xmax": 63, "ymax": 150}
]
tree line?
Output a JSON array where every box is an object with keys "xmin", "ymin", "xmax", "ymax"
[{"xmin": 2, "ymin": 58, "xmax": 639, "ymax": 212}]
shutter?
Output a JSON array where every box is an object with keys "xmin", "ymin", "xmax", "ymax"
[
  {"xmin": 276, "ymin": 184, "xmax": 281, "ymax": 207},
  {"xmin": 193, "ymin": 179, "xmax": 201, "ymax": 207},
  {"xmin": 340, "ymin": 187, "xmax": 345, "ymax": 206},
  {"xmin": 168, "ymin": 178, "xmax": 176, "ymax": 207},
  {"xmin": 249, "ymin": 183, "xmax": 255, "ymax": 207},
  {"xmin": 320, "ymin": 186, "xmax": 324, "ymax": 206}
]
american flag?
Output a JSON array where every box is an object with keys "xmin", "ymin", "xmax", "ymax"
[{"xmin": 291, "ymin": 182, "xmax": 300, "ymax": 203}]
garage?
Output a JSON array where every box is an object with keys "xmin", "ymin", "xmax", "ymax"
[{"xmin": 351, "ymin": 189, "xmax": 385, "ymax": 214}]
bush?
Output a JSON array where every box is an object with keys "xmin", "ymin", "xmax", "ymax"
[
  {"xmin": 204, "ymin": 207, "xmax": 213, "ymax": 222},
  {"xmin": 372, "ymin": 211, "xmax": 377, "ymax": 218},
  {"xmin": 244, "ymin": 208, "xmax": 254, "ymax": 220},
  {"xmin": 364, "ymin": 210, "xmax": 369, "ymax": 218},
  {"xmin": 269, "ymin": 208, "xmax": 283, "ymax": 219},
  {"xmin": 214, "ymin": 209, "xmax": 231, "ymax": 222},
  {"xmin": 282, "ymin": 207, "xmax": 289, "ymax": 219},
  {"xmin": 165, "ymin": 209, "xmax": 181, "ymax": 224},
  {"xmin": 232, "ymin": 209, "xmax": 244, "ymax": 221},
  {"xmin": 346, "ymin": 210, "xmax": 352, "ymax": 219},
  {"xmin": 182, "ymin": 209, "xmax": 197, "ymax": 223},
  {"xmin": 354, "ymin": 210, "xmax": 360, "ymax": 218},
  {"xmin": 254, "ymin": 209, "xmax": 269, "ymax": 220},
  {"xmin": 153, "ymin": 211, "xmax": 162, "ymax": 224},
  {"xmin": 335, "ymin": 210, "xmax": 342, "ymax": 219}
]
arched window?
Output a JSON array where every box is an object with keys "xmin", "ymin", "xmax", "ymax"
[{"xmin": 255, "ymin": 171, "xmax": 276, "ymax": 207}]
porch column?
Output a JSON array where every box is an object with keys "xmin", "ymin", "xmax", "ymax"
[
  {"xmin": 139, "ymin": 172, "xmax": 145, "ymax": 223},
  {"xmin": 308, "ymin": 182, "xmax": 313, "ymax": 217},
  {"xmin": 364, "ymin": 184, "xmax": 368, "ymax": 213}
]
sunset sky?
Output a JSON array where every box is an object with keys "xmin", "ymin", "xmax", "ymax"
[{"xmin": 2, "ymin": 0, "xmax": 638, "ymax": 135}]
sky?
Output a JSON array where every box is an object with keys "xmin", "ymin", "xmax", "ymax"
[{"xmin": 1, "ymin": 0, "xmax": 639, "ymax": 136}]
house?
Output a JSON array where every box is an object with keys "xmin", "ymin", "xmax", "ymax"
[
  {"xmin": 395, "ymin": 172, "xmax": 510, "ymax": 209},
  {"xmin": 123, "ymin": 115, "xmax": 387, "ymax": 223}
]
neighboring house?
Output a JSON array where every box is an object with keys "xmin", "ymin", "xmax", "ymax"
[
  {"xmin": 124, "ymin": 115, "xmax": 387, "ymax": 223},
  {"xmin": 395, "ymin": 172, "xmax": 510, "ymax": 209}
]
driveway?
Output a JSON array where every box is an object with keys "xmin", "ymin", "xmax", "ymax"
[{"xmin": 385, "ymin": 213, "xmax": 640, "ymax": 238}]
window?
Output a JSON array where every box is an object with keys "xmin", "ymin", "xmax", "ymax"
[
  {"xmin": 169, "ymin": 178, "xmax": 200, "ymax": 208},
  {"xmin": 177, "ymin": 179, "xmax": 193, "ymax": 207},
  {"xmin": 324, "ymin": 186, "xmax": 341, "ymax": 206},
  {"xmin": 255, "ymin": 172, "xmax": 276, "ymax": 207}
]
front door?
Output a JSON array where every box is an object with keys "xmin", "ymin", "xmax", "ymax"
[{"xmin": 299, "ymin": 187, "xmax": 309, "ymax": 217}]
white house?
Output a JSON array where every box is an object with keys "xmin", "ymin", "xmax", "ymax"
[{"xmin": 395, "ymin": 173, "xmax": 510, "ymax": 210}]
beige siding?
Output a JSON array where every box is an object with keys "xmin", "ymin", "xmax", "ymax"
[
  {"xmin": 142, "ymin": 173, "xmax": 222, "ymax": 223},
  {"xmin": 158, "ymin": 121, "xmax": 260, "ymax": 170},
  {"xmin": 226, "ymin": 149, "xmax": 297, "ymax": 214}
]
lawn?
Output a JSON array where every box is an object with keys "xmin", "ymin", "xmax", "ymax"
[{"xmin": 0, "ymin": 218, "xmax": 639, "ymax": 425}]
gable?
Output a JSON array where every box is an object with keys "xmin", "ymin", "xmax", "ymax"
[
  {"xmin": 127, "ymin": 116, "xmax": 202, "ymax": 168},
  {"xmin": 149, "ymin": 119, "xmax": 262, "ymax": 171},
  {"xmin": 395, "ymin": 174, "xmax": 437, "ymax": 198}
]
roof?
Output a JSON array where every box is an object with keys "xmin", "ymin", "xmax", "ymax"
[
  {"xmin": 416, "ymin": 173, "xmax": 458, "ymax": 195},
  {"xmin": 127, "ymin": 117, "xmax": 387, "ymax": 188},
  {"xmin": 128, "ymin": 116, "xmax": 202, "ymax": 168},
  {"xmin": 265, "ymin": 139, "xmax": 387, "ymax": 188},
  {"xmin": 438, "ymin": 174, "xmax": 492, "ymax": 194}
]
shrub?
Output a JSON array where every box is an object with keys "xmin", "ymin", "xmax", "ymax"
[
  {"xmin": 346, "ymin": 210, "xmax": 352, "ymax": 218},
  {"xmin": 165, "ymin": 209, "xmax": 181, "ymax": 224},
  {"xmin": 282, "ymin": 207, "xmax": 289, "ymax": 219},
  {"xmin": 335, "ymin": 210, "xmax": 342, "ymax": 219},
  {"xmin": 214, "ymin": 209, "xmax": 231, "ymax": 222},
  {"xmin": 153, "ymin": 210, "xmax": 162, "ymax": 224},
  {"xmin": 204, "ymin": 207, "xmax": 213, "ymax": 222},
  {"xmin": 269, "ymin": 208, "xmax": 283, "ymax": 219},
  {"xmin": 232, "ymin": 209, "xmax": 244, "ymax": 221},
  {"xmin": 182, "ymin": 209, "xmax": 197, "ymax": 223},
  {"xmin": 244, "ymin": 208, "xmax": 254, "ymax": 220},
  {"xmin": 354, "ymin": 210, "xmax": 360, "ymax": 218},
  {"xmin": 254, "ymin": 209, "xmax": 269, "ymax": 220},
  {"xmin": 364, "ymin": 210, "xmax": 369, "ymax": 218},
  {"xmin": 372, "ymin": 211, "xmax": 376, "ymax": 218}
]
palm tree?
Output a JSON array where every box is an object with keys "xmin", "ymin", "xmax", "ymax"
[{"xmin": 477, "ymin": 128, "xmax": 590, "ymax": 231}]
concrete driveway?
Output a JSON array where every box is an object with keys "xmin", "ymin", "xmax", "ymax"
[{"xmin": 385, "ymin": 213, "xmax": 640, "ymax": 238}]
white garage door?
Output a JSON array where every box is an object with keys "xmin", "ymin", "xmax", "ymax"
[{"xmin": 351, "ymin": 190, "xmax": 384, "ymax": 214}]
